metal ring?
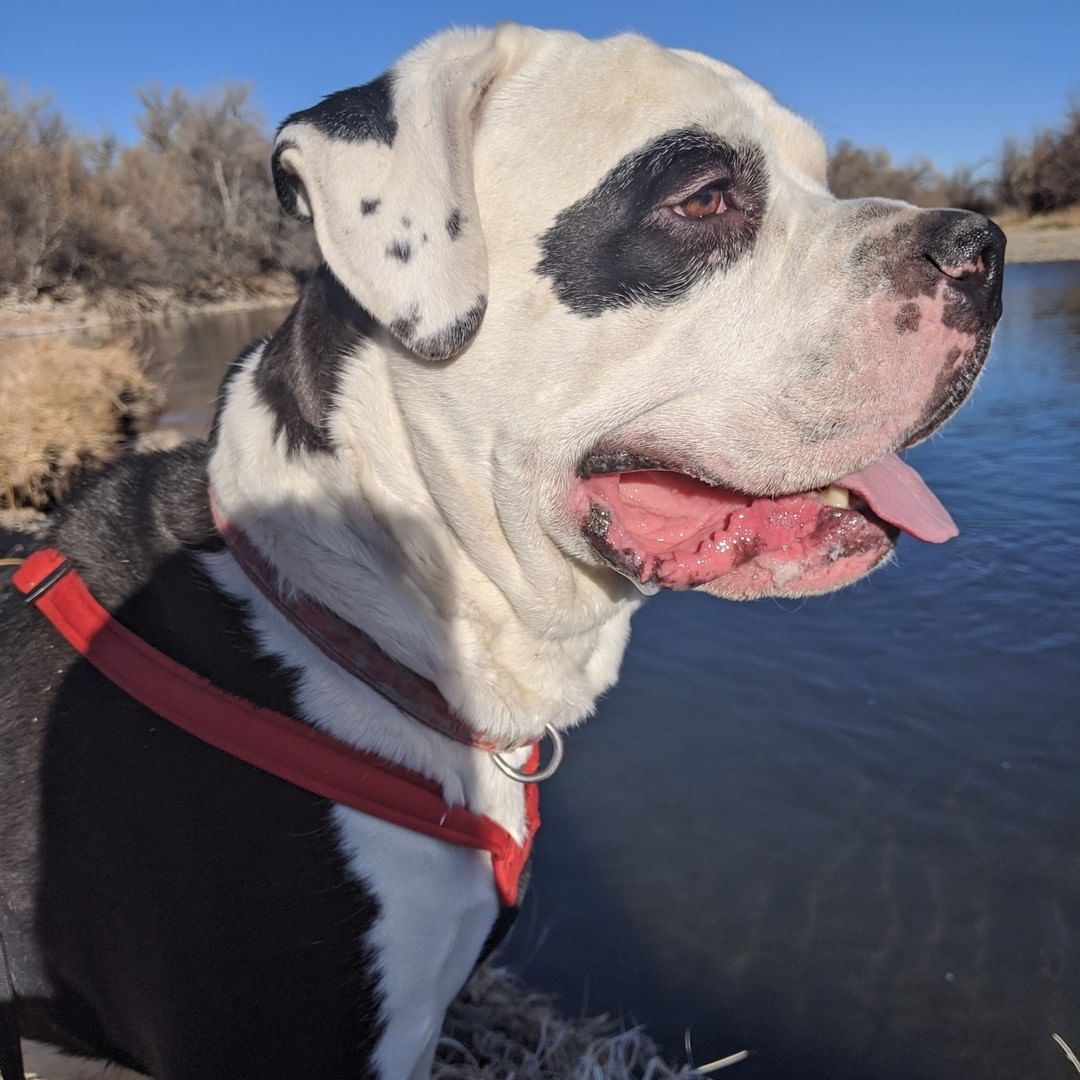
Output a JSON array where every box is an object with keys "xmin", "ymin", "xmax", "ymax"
[{"xmin": 492, "ymin": 724, "xmax": 564, "ymax": 784}]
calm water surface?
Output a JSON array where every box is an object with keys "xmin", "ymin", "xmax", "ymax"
[{"xmin": 145, "ymin": 264, "xmax": 1080, "ymax": 1080}]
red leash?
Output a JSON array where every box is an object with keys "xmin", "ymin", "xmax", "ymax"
[{"xmin": 12, "ymin": 548, "xmax": 539, "ymax": 908}]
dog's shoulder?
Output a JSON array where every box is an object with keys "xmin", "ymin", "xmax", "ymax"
[
  {"xmin": 49, "ymin": 439, "xmax": 219, "ymax": 604},
  {"xmin": 13, "ymin": 441, "xmax": 305, "ymax": 710},
  {"xmin": 0, "ymin": 444, "xmax": 389, "ymax": 1074}
]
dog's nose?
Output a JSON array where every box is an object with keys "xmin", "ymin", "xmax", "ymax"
[{"xmin": 919, "ymin": 209, "xmax": 1006, "ymax": 315}]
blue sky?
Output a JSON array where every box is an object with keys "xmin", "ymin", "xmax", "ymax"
[{"xmin": 3, "ymin": 0, "xmax": 1077, "ymax": 173}]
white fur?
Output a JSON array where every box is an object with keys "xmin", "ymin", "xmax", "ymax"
[
  {"xmin": 203, "ymin": 549, "xmax": 528, "ymax": 1079},
  {"xmin": 209, "ymin": 25, "xmax": 973, "ymax": 1078}
]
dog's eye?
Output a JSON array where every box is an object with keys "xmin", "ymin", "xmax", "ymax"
[{"xmin": 673, "ymin": 182, "xmax": 727, "ymax": 219}]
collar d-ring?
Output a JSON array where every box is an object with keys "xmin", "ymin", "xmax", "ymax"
[{"xmin": 492, "ymin": 724, "xmax": 564, "ymax": 784}]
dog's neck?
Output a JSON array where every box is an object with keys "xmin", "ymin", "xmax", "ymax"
[{"xmin": 208, "ymin": 277, "xmax": 640, "ymax": 747}]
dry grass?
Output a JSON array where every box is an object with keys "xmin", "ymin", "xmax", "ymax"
[
  {"xmin": 996, "ymin": 206, "xmax": 1080, "ymax": 231},
  {"xmin": 0, "ymin": 338, "xmax": 162, "ymax": 512},
  {"xmin": 434, "ymin": 966, "xmax": 742, "ymax": 1079},
  {"xmin": 1054, "ymin": 1033, "xmax": 1080, "ymax": 1074}
]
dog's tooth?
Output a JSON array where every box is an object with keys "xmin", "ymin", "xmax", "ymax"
[{"xmin": 820, "ymin": 485, "xmax": 851, "ymax": 509}]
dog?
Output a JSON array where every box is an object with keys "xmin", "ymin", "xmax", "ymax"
[{"xmin": 0, "ymin": 23, "xmax": 1004, "ymax": 1080}]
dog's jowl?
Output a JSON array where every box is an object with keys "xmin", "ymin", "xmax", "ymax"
[{"xmin": 0, "ymin": 24, "xmax": 1003, "ymax": 1080}]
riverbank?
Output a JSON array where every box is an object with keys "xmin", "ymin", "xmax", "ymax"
[
  {"xmin": 0, "ymin": 273, "xmax": 298, "ymax": 340},
  {"xmin": 0, "ymin": 208, "xmax": 1077, "ymax": 344},
  {"xmin": 1000, "ymin": 207, "xmax": 1080, "ymax": 264},
  {"xmin": 0, "ymin": 338, "xmax": 168, "ymax": 537}
]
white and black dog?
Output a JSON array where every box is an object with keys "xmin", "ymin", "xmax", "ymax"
[{"xmin": 0, "ymin": 24, "xmax": 1003, "ymax": 1080}]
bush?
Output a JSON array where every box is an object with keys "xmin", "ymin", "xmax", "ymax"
[
  {"xmin": 0, "ymin": 81, "xmax": 316, "ymax": 300},
  {"xmin": 0, "ymin": 339, "xmax": 162, "ymax": 510},
  {"xmin": 997, "ymin": 103, "xmax": 1080, "ymax": 215},
  {"xmin": 827, "ymin": 140, "xmax": 995, "ymax": 213},
  {"xmin": 828, "ymin": 97, "xmax": 1079, "ymax": 218}
]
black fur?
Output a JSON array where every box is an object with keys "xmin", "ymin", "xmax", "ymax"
[
  {"xmin": 0, "ymin": 445, "xmax": 387, "ymax": 1078},
  {"xmin": 272, "ymin": 74, "xmax": 397, "ymax": 220},
  {"xmin": 253, "ymin": 265, "xmax": 376, "ymax": 454},
  {"xmin": 389, "ymin": 308, "xmax": 420, "ymax": 347},
  {"xmin": 392, "ymin": 298, "xmax": 488, "ymax": 362},
  {"xmin": 387, "ymin": 239, "xmax": 412, "ymax": 263},
  {"xmin": 270, "ymin": 139, "xmax": 306, "ymax": 220},
  {"xmin": 446, "ymin": 209, "xmax": 463, "ymax": 240},
  {"xmin": 208, "ymin": 339, "xmax": 260, "ymax": 447},
  {"xmin": 284, "ymin": 73, "xmax": 397, "ymax": 145},
  {"xmin": 536, "ymin": 127, "xmax": 769, "ymax": 316},
  {"xmin": 894, "ymin": 301, "xmax": 921, "ymax": 335},
  {"xmin": 360, "ymin": 198, "xmax": 381, "ymax": 216}
]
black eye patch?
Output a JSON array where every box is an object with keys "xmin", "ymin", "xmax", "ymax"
[{"xmin": 535, "ymin": 127, "xmax": 768, "ymax": 317}]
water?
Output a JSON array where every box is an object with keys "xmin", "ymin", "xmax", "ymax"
[
  {"xmin": 124, "ymin": 266, "xmax": 1080, "ymax": 1078},
  {"xmin": 129, "ymin": 305, "xmax": 292, "ymax": 437}
]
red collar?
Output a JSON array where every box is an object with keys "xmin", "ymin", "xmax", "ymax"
[
  {"xmin": 12, "ymin": 548, "xmax": 539, "ymax": 907},
  {"xmin": 209, "ymin": 493, "xmax": 528, "ymax": 756}
]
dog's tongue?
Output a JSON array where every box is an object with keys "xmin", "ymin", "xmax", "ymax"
[{"xmin": 839, "ymin": 454, "xmax": 957, "ymax": 543}]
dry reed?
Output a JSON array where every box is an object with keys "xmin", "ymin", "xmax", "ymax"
[{"xmin": 0, "ymin": 338, "xmax": 162, "ymax": 513}]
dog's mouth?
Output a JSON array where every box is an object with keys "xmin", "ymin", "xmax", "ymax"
[{"xmin": 573, "ymin": 452, "xmax": 957, "ymax": 599}]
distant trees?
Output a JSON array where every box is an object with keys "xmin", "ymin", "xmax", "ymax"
[
  {"xmin": 1, "ymin": 82, "xmax": 1077, "ymax": 302},
  {"xmin": 826, "ymin": 142, "xmax": 995, "ymax": 214},
  {"xmin": 996, "ymin": 103, "xmax": 1080, "ymax": 215},
  {"xmin": 0, "ymin": 82, "xmax": 315, "ymax": 300},
  {"xmin": 828, "ymin": 96, "xmax": 1080, "ymax": 216}
]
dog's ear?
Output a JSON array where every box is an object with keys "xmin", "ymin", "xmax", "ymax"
[{"xmin": 272, "ymin": 27, "xmax": 520, "ymax": 361}]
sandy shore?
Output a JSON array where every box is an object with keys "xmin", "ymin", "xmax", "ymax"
[
  {"xmin": 1003, "ymin": 223, "xmax": 1080, "ymax": 264},
  {"xmin": 0, "ymin": 275, "xmax": 298, "ymax": 340}
]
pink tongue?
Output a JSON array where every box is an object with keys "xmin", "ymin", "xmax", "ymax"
[{"xmin": 839, "ymin": 455, "xmax": 958, "ymax": 543}]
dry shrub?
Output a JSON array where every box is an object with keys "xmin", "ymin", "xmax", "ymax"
[
  {"xmin": 435, "ymin": 966, "xmax": 718, "ymax": 1079},
  {"xmin": 0, "ymin": 81, "xmax": 316, "ymax": 301},
  {"xmin": 0, "ymin": 338, "xmax": 162, "ymax": 510},
  {"xmin": 997, "ymin": 103, "xmax": 1080, "ymax": 215},
  {"xmin": 827, "ymin": 141, "xmax": 995, "ymax": 213},
  {"xmin": 828, "ymin": 97, "xmax": 1080, "ymax": 218}
]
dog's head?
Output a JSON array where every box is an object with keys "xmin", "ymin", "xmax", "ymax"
[{"xmin": 271, "ymin": 25, "xmax": 1004, "ymax": 605}]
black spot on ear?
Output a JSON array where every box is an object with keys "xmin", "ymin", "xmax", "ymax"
[
  {"xmin": 446, "ymin": 209, "xmax": 463, "ymax": 240},
  {"xmin": 254, "ymin": 266, "xmax": 376, "ymax": 454},
  {"xmin": 360, "ymin": 198, "xmax": 380, "ymax": 216},
  {"xmin": 387, "ymin": 240, "xmax": 412, "ymax": 264},
  {"xmin": 390, "ymin": 308, "xmax": 420, "ymax": 344},
  {"xmin": 283, "ymin": 72, "xmax": 397, "ymax": 145},
  {"xmin": 409, "ymin": 298, "xmax": 487, "ymax": 361},
  {"xmin": 536, "ymin": 127, "xmax": 768, "ymax": 317}
]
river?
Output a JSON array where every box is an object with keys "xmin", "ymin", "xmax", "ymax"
[{"xmin": 138, "ymin": 262, "xmax": 1080, "ymax": 1080}]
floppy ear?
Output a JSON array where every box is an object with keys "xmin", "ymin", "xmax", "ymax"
[{"xmin": 272, "ymin": 27, "xmax": 519, "ymax": 361}]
